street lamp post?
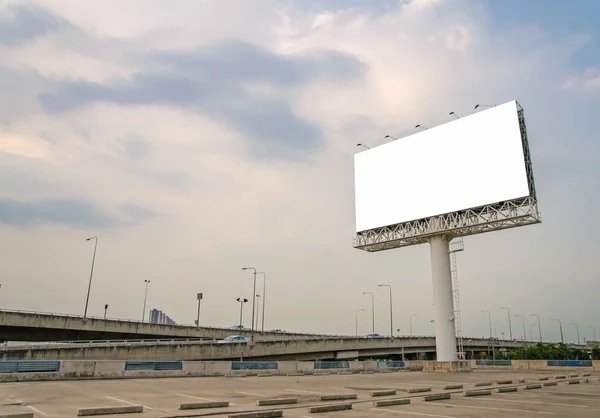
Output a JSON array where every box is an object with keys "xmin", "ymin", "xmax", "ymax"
[
  {"xmin": 553, "ymin": 319, "xmax": 564, "ymax": 343},
  {"xmin": 530, "ymin": 314, "xmax": 542, "ymax": 342},
  {"xmin": 500, "ymin": 307, "xmax": 513, "ymax": 340},
  {"xmin": 104, "ymin": 304, "xmax": 108, "ymax": 319},
  {"xmin": 255, "ymin": 295, "xmax": 261, "ymax": 331},
  {"xmin": 482, "ymin": 310, "xmax": 492, "ymax": 338},
  {"xmin": 571, "ymin": 322, "xmax": 581, "ymax": 345},
  {"xmin": 409, "ymin": 314, "xmax": 417, "ymax": 336},
  {"xmin": 515, "ymin": 314, "xmax": 527, "ymax": 340},
  {"xmin": 355, "ymin": 309, "xmax": 364, "ymax": 338},
  {"xmin": 589, "ymin": 326, "xmax": 597, "ymax": 342},
  {"xmin": 236, "ymin": 297, "xmax": 248, "ymax": 328},
  {"xmin": 363, "ymin": 292, "xmax": 375, "ymax": 334},
  {"xmin": 141, "ymin": 280, "xmax": 151, "ymax": 322},
  {"xmin": 242, "ymin": 267, "xmax": 258, "ymax": 341},
  {"xmin": 84, "ymin": 236, "xmax": 98, "ymax": 318},
  {"xmin": 257, "ymin": 272, "xmax": 267, "ymax": 332},
  {"xmin": 196, "ymin": 293, "xmax": 203, "ymax": 327},
  {"xmin": 378, "ymin": 284, "xmax": 393, "ymax": 337}
]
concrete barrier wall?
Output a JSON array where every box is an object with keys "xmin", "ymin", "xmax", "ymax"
[
  {"xmin": 2, "ymin": 359, "xmax": 597, "ymax": 382},
  {"xmin": 472, "ymin": 359, "xmax": 598, "ymax": 371}
]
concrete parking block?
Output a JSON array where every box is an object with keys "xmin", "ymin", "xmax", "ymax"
[
  {"xmin": 583, "ymin": 373, "xmax": 592, "ymax": 377},
  {"xmin": 370, "ymin": 390, "xmax": 397, "ymax": 397},
  {"xmin": 228, "ymin": 411, "xmax": 283, "ymax": 418},
  {"xmin": 496, "ymin": 380, "xmax": 512, "ymax": 384},
  {"xmin": 525, "ymin": 384, "xmax": 542, "ymax": 390},
  {"xmin": 464, "ymin": 390, "xmax": 492, "ymax": 397},
  {"xmin": 179, "ymin": 401, "xmax": 229, "ymax": 410},
  {"xmin": 474, "ymin": 382, "xmax": 492, "ymax": 387},
  {"xmin": 538, "ymin": 377, "xmax": 549, "ymax": 381},
  {"xmin": 256, "ymin": 398, "xmax": 298, "ymax": 406},
  {"xmin": 568, "ymin": 379, "xmax": 581, "ymax": 384},
  {"xmin": 443, "ymin": 384, "xmax": 463, "ymax": 390},
  {"xmin": 555, "ymin": 375, "xmax": 566, "ymax": 379},
  {"xmin": 0, "ymin": 413, "xmax": 34, "ymax": 418},
  {"xmin": 319, "ymin": 394, "xmax": 357, "ymax": 401},
  {"xmin": 77, "ymin": 405, "xmax": 143, "ymax": 416},
  {"xmin": 543, "ymin": 382, "xmax": 558, "ymax": 387},
  {"xmin": 406, "ymin": 387, "xmax": 432, "ymax": 393},
  {"xmin": 308, "ymin": 404, "xmax": 352, "ymax": 413},
  {"xmin": 424, "ymin": 393, "xmax": 451, "ymax": 401},
  {"xmin": 497, "ymin": 387, "xmax": 518, "ymax": 393},
  {"xmin": 373, "ymin": 399, "xmax": 411, "ymax": 407}
]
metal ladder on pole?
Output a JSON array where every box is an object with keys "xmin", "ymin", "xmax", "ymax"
[{"xmin": 449, "ymin": 237, "xmax": 464, "ymax": 360}]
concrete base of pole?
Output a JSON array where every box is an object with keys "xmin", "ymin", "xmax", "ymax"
[{"xmin": 423, "ymin": 361, "xmax": 472, "ymax": 373}]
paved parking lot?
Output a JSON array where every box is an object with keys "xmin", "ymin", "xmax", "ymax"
[{"xmin": 0, "ymin": 370, "xmax": 598, "ymax": 417}]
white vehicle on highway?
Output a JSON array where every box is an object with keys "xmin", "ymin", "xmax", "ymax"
[{"xmin": 218, "ymin": 335, "xmax": 249, "ymax": 344}]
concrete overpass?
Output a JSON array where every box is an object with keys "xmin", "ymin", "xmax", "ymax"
[
  {"xmin": 0, "ymin": 310, "xmax": 326, "ymax": 342},
  {"xmin": 0, "ymin": 336, "xmax": 531, "ymax": 362}
]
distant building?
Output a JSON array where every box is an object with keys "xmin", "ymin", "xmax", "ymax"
[{"xmin": 149, "ymin": 308, "xmax": 177, "ymax": 325}]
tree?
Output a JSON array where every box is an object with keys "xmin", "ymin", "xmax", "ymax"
[{"xmin": 507, "ymin": 342, "xmax": 590, "ymax": 360}]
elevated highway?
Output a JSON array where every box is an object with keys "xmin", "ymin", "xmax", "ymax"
[
  {"xmin": 0, "ymin": 336, "xmax": 531, "ymax": 362},
  {"xmin": 0, "ymin": 310, "xmax": 327, "ymax": 342}
]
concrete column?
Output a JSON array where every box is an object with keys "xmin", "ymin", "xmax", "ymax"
[{"xmin": 429, "ymin": 235, "xmax": 457, "ymax": 361}]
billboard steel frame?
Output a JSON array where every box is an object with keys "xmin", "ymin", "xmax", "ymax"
[{"xmin": 353, "ymin": 102, "xmax": 541, "ymax": 362}]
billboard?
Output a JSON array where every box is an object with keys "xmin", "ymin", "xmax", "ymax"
[{"xmin": 354, "ymin": 100, "xmax": 532, "ymax": 233}]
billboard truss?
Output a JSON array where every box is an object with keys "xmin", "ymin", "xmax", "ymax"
[{"xmin": 354, "ymin": 103, "xmax": 541, "ymax": 252}]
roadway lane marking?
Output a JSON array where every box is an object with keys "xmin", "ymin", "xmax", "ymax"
[
  {"xmin": 234, "ymin": 391, "xmax": 267, "ymax": 397},
  {"xmin": 27, "ymin": 405, "xmax": 49, "ymax": 417},
  {"xmin": 176, "ymin": 394, "xmax": 237, "ymax": 406},
  {"xmin": 427, "ymin": 402, "xmax": 554, "ymax": 415},
  {"xmin": 284, "ymin": 389, "xmax": 323, "ymax": 395},
  {"xmin": 106, "ymin": 396, "xmax": 156, "ymax": 411},
  {"xmin": 480, "ymin": 395, "xmax": 589, "ymax": 408},
  {"xmin": 371, "ymin": 408, "xmax": 458, "ymax": 418}
]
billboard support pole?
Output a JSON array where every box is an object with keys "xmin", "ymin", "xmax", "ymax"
[{"xmin": 428, "ymin": 234, "xmax": 457, "ymax": 362}]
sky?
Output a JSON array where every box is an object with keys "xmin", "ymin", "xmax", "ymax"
[{"xmin": 1, "ymin": 0, "xmax": 599, "ymax": 343}]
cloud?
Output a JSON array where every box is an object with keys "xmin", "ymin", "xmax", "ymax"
[
  {"xmin": 0, "ymin": 2, "xmax": 70, "ymax": 45},
  {"xmin": 0, "ymin": 0, "xmax": 599, "ymax": 339},
  {"xmin": 0, "ymin": 197, "xmax": 155, "ymax": 228},
  {"xmin": 117, "ymin": 134, "xmax": 154, "ymax": 161},
  {"xmin": 37, "ymin": 40, "xmax": 366, "ymax": 157},
  {"xmin": 563, "ymin": 67, "xmax": 600, "ymax": 91}
]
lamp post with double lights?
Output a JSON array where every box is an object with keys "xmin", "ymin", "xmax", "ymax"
[
  {"xmin": 378, "ymin": 284, "xmax": 393, "ymax": 337},
  {"xmin": 500, "ymin": 307, "xmax": 513, "ymax": 340},
  {"xmin": 355, "ymin": 309, "xmax": 363, "ymax": 338},
  {"xmin": 242, "ymin": 267, "xmax": 258, "ymax": 341},
  {"xmin": 236, "ymin": 297, "xmax": 248, "ymax": 328},
  {"xmin": 409, "ymin": 314, "xmax": 417, "ymax": 336},
  {"xmin": 553, "ymin": 319, "xmax": 564, "ymax": 343},
  {"xmin": 362, "ymin": 292, "xmax": 375, "ymax": 334},
  {"xmin": 257, "ymin": 272, "xmax": 266, "ymax": 332},
  {"xmin": 84, "ymin": 236, "xmax": 98, "ymax": 319},
  {"xmin": 142, "ymin": 280, "xmax": 151, "ymax": 322}
]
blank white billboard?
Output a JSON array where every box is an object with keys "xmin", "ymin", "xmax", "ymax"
[{"xmin": 354, "ymin": 100, "xmax": 530, "ymax": 232}]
